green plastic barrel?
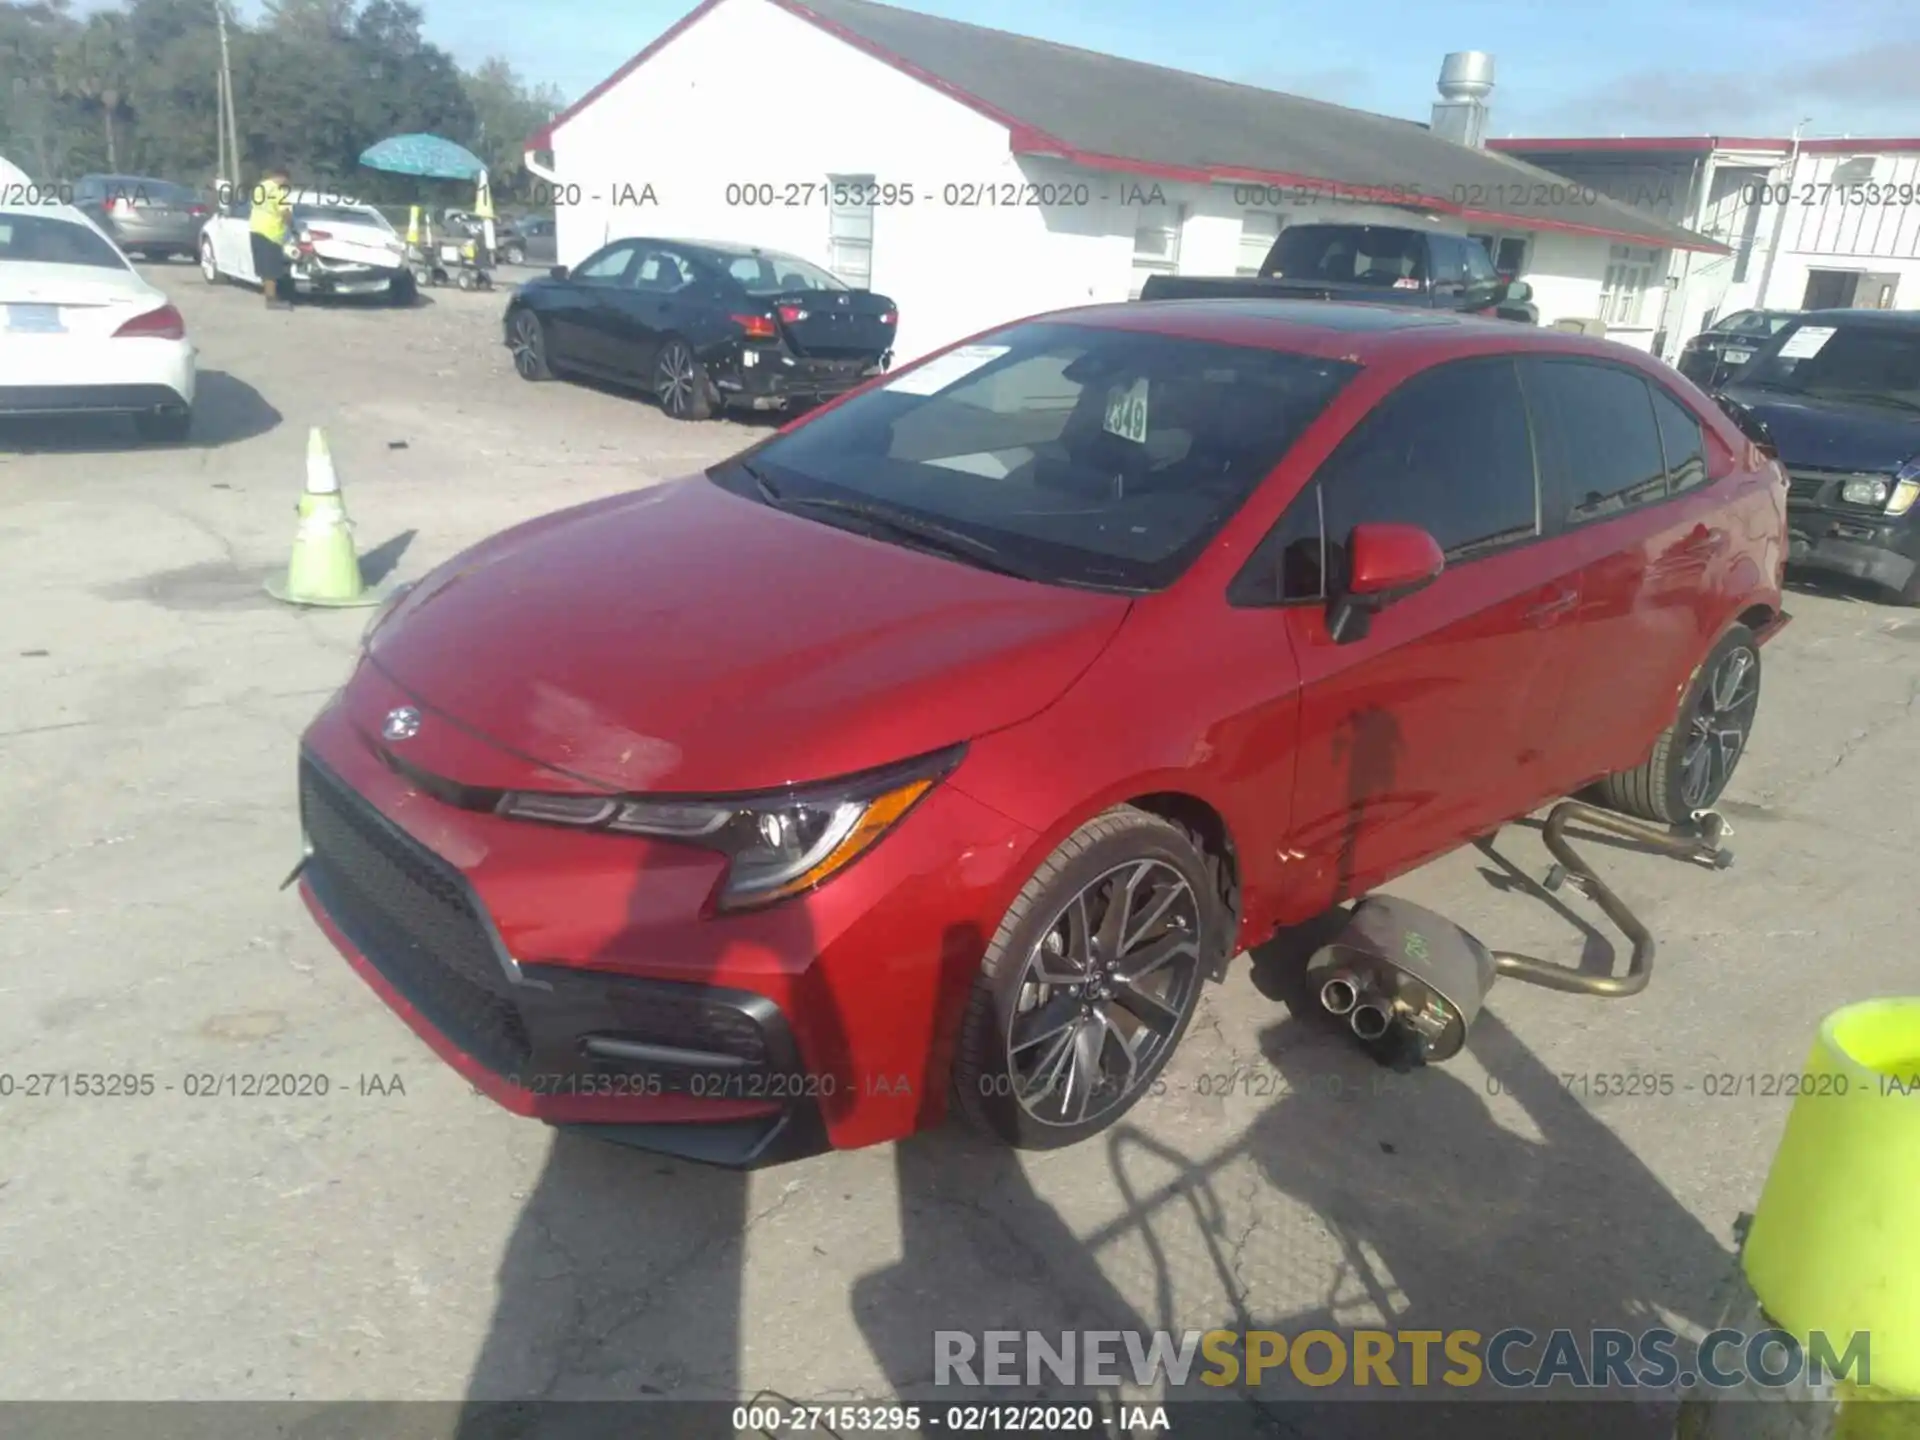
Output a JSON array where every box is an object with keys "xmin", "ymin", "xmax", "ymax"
[{"xmin": 1742, "ymin": 998, "xmax": 1920, "ymax": 1397}]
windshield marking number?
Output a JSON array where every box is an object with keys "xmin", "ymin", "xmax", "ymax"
[{"xmin": 1103, "ymin": 378, "xmax": 1150, "ymax": 444}]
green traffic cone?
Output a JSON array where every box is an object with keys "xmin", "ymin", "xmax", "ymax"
[{"xmin": 266, "ymin": 428, "xmax": 381, "ymax": 608}]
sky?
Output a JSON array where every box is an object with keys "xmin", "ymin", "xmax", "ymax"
[{"xmin": 164, "ymin": 0, "xmax": 1920, "ymax": 139}]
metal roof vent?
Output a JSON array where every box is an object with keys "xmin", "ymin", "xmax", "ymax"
[{"xmin": 1432, "ymin": 52, "xmax": 1494, "ymax": 148}]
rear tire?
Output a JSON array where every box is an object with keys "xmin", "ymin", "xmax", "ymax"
[
  {"xmin": 134, "ymin": 408, "xmax": 192, "ymax": 444},
  {"xmin": 952, "ymin": 807, "xmax": 1227, "ymax": 1150},
  {"xmin": 1895, "ymin": 567, "xmax": 1920, "ymax": 608},
  {"xmin": 655, "ymin": 338, "xmax": 714, "ymax": 421},
  {"xmin": 1592, "ymin": 624, "xmax": 1761, "ymax": 825},
  {"xmin": 199, "ymin": 237, "xmax": 222, "ymax": 284}
]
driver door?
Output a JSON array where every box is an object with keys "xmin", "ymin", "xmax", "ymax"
[
  {"xmin": 219, "ymin": 194, "xmax": 256, "ymax": 283},
  {"xmin": 1267, "ymin": 357, "xmax": 1584, "ymax": 909},
  {"xmin": 544, "ymin": 240, "xmax": 639, "ymax": 370}
]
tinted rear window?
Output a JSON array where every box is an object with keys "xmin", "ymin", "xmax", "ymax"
[
  {"xmin": 1269, "ymin": 226, "xmax": 1428, "ymax": 286},
  {"xmin": 717, "ymin": 321, "xmax": 1360, "ymax": 591},
  {"xmin": 0, "ymin": 214, "xmax": 126, "ymax": 269},
  {"xmin": 714, "ymin": 251, "xmax": 845, "ymax": 294},
  {"xmin": 108, "ymin": 179, "xmax": 195, "ymax": 205},
  {"xmin": 1527, "ymin": 360, "xmax": 1669, "ymax": 522}
]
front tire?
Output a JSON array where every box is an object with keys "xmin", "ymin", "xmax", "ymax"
[
  {"xmin": 1593, "ymin": 624, "xmax": 1761, "ymax": 825},
  {"xmin": 654, "ymin": 338, "xmax": 714, "ymax": 420},
  {"xmin": 503, "ymin": 243, "xmax": 525, "ymax": 266},
  {"xmin": 388, "ymin": 271, "xmax": 418, "ymax": 307},
  {"xmin": 507, "ymin": 308, "xmax": 553, "ymax": 381},
  {"xmin": 953, "ymin": 807, "xmax": 1225, "ymax": 1150}
]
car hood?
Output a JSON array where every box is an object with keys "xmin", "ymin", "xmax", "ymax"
[
  {"xmin": 365, "ymin": 475, "xmax": 1133, "ymax": 793},
  {"xmin": 1720, "ymin": 387, "xmax": 1920, "ymax": 473}
]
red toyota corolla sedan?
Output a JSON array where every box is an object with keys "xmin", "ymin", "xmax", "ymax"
[{"xmin": 294, "ymin": 300, "xmax": 1790, "ymax": 1167}]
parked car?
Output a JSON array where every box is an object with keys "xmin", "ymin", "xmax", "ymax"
[
  {"xmin": 1718, "ymin": 308, "xmax": 1920, "ymax": 604},
  {"xmin": 496, "ymin": 214, "xmax": 555, "ymax": 267},
  {"xmin": 69, "ymin": 174, "xmax": 210, "ymax": 262},
  {"xmin": 1678, "ymin": 309, "xmax": 1801, "ymax": 390},
  {"xmin": 294, "ymin": 300, "xmax": 1788, "ymax": 1166},
  {"xmin": 1139, "ymin": 222, "xmax": 1535, "ymax": 322},
  {"xmin": 504, "ymin": 238, "xmax": 897, "ymax": 419},
  {"xmin": 199, "ymin": 189, "xmax": 415, "ymax": 303},
  {"xmin": 0, "ymin": 201, "xmax": 196, "ymax": 441}
]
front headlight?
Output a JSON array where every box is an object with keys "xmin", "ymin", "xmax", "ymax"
[
  {"xmin": 497, "ymin": 745, "xmax": 964, "ymax": 910},
  {"xmin": 1841, "ymin": 476, "xmax": 1891, "ymax": 507},
  {"xmin": 1888, "ymin": 461, "xmax": 1920, "ymax": 517}
]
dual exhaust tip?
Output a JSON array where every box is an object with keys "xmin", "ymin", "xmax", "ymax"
[{"xmin": 1320, "ymin": 973, "xmax": 1391, "ymax": 1041}]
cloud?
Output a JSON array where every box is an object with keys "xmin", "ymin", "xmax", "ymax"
[{"xmin": 1529, "ymin": 42, "xmax": 1920, "ymax": 134}]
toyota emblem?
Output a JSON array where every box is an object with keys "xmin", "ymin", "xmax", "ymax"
[{"xmin": 382, "ymin": 706, "xmax": 422, "ymax": 741}]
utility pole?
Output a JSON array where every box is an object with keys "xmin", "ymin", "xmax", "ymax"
[
  {"xmin": 216, "ymin": 0, "xmax": 241, "ymax": 191},
  {"xmin": 1754, "ymin": 117, "xmax": 1810, "ymax": 311}
]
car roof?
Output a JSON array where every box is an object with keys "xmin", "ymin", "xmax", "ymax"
[
  {"xmin": 1796, "ymin": 308, "xmax": 1920, "ymax": 330},
  {"xmin": 1, "ymin": 199, "xmax": 111, "ymax": 228},
  {"xmin": 1022, "ymin": 298, "xmax": 1664, "ymax": 367}
]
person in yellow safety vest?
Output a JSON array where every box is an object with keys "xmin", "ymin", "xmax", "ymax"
[{"xmin": 248, "ymin": 167, "xmax": 294, "ymax": 310}]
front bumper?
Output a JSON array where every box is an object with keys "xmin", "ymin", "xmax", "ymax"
[
  {"xmin": 1786, "ymin": 503, "xmax": 1919, "ymax": 592},
  {"xmin": 716, "ymin": 349, "xmax": 892, "ymax": 411},
  {"xmin": 293, "ymin": 671, "xmax": 1037, "ymax": 1165}
]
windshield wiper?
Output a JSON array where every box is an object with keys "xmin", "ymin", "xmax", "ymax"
[{"xmin": 770, "ymin": 491, "xmax": 1041, "ymax": 581}]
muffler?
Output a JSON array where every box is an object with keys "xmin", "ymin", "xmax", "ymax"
[{"xmin": 1303, "ymin": 800, "xmax": 1734, "ymax": 1069}]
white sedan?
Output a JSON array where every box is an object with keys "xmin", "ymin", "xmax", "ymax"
[
  {"xmin": 200, "ymin": 189, "xmax": 415, "ymax": 302},
  {"xmin": 0, "ymin": 201, "xmax": 196, "ymax": 443}
]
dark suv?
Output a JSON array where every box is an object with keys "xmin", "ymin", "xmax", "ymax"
[{"xmin": 1719, "ymin": 309, "xmax": 1920, "ymax": 605}]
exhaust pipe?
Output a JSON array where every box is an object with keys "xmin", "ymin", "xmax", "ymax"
[
  {"xmin": 1350, "ymin": 1002, "xmax": 1391, "ymax": 1041},
  {"xmin": 1319, "ymin": 974, "xmax": 1361, "ymax": 1016}
]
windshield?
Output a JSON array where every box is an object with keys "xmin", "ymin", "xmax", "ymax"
[
  {"xmin": 715, "ymin": 250, "xmax": 847, "ymax": 295},
  {"xmin": 1268, "ymin": 226, "xmax": 1428, "ymax": 286},
  {"xmin": 713, "ymin": 321, "xmax": 1360, "ymax": 591},
  {"xmin": 294, "ymin": 204, "xmax": 392, "ymax": 232},
  {"xmin": 0, "ymin": 214, "xmax": 127, "ymax": 270},
  {"xmin": 1740, "ymin": 321, "xmax": 1920, "ymax": 412}
]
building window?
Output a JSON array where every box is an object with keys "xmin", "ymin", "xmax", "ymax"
[
  {"xmin": 1237, "ymin": 211, "xmax": 1280, "ymax": 276},
  {"xmin": 826, "ymin": 173, "xmax": 874, "ymax": 289},
  {"xmin": 1468, "ymin": 232, "xmax": 1530, "ymax": 277},
  {"xmin": 1130, "ymin": 203, "xmax": 1185, "ymax": 298},
  {"xmin": 1600, "ymin": 244, "xmax": 1661, "ymax": 326}
]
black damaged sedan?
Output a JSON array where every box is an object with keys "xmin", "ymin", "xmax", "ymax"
[{"xmin": 504, "ymin": 238, "xmax": 896, "ymax": 420}]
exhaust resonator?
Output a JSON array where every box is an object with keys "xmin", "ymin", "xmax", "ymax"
[{"xmin": 1305, "ymin": 800, "xmax": 1734, "ymax": 1068}]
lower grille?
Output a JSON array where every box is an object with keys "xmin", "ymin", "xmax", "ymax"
[
  {"xmin": 299, "ymin": 755, "xmax": 532, "ymax": 1075},
  {"xmin": 1786, "ymin": 472, "xmax": 1833, "ymax": 505}
]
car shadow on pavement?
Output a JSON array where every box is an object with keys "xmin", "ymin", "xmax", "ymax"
[
  {"xmin": 1167, "ymin": 1005, "xmax": 1734, "ymax": 1439},
  {"xmin": 0, "ymin": 370, "xmax": 280, "ymax": 453},
  {"xmin": 454, "ymin": 860, "xmax": 838, "ymax": 1438}
]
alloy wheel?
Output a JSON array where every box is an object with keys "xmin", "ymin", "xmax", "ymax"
[
  {"xmin": 508, "ymin": 312, "xmax": 544, "ymax": 379},
  {"xmin": 657, "ymin": 342, "xmax": 698, "ymax": 417},
  {"xmin": 1006, "ymin": 859, "xmax": 1202, "ymax": 1128},
  {"xmin": 1680, "ymin": 644, "xmax": 1759, "ymax": 810},
  {"xmin": 200, "ymin": 239, "xmax": 217, "ymax": 282}
]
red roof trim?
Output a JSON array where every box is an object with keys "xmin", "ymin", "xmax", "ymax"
[
  {"xmin": 1492, "ymin": 136, "xmax": 1920, "ymax": 155},
  {"xmin": 1010, "ymin": 137, "xmax": 1729, "ymax": 253},
  {"xmin": 525, "ymin": 0, "xmax": 729, "ymax": 150},
  {"xmin": 524, "ymin": 0, "xmax": 1722, "ymax": 251}
]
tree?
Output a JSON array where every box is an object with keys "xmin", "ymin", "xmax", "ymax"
[
  {"xmin": 54, "ymin": 10, "xmax": 135, "ymax": 170},
  {"xmin": 2, "ymin": 0, "xmax": 561, "ymax": 197}
]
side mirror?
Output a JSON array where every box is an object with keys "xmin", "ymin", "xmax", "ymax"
[
  {"xmin": 1502, "ymin": 279, "xmax": 1532, "ymax": 304},
  {"xmin": 549, "ymin": 264, "xmax": 569, "ymax": 280},
  {"xmin": 1327, "ymin": 523, "xmax": 1446, "ymax": 644}
]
